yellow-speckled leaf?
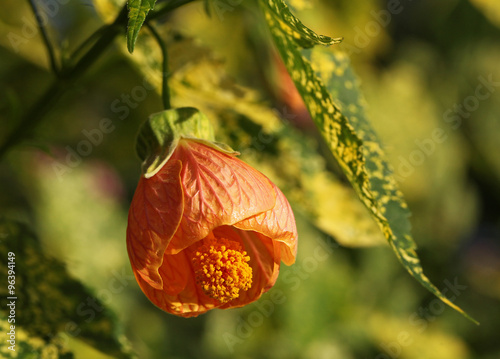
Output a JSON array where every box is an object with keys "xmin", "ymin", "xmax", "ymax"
[
  {"xmin": 0, "ymin": 219, "xmax": 136, "ymax": 359},
  {"xmin": 306, "ymin": 46, "xmax": 413, "ymax": 244},
  {"xmin": 261, "ymin": 0, "xmax": 342, "ymax": 48},
  {"xmin": 0, "ymin": 311, "xmax": 74, "ymax": 358},
  {"xmin": 260, "ymin": 0, "xmax": 477, "ymax": 323}
]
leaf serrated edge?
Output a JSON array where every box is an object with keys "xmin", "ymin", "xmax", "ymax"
[
  {"xmin": 260, "ymin": 0, "xmax": 478, "ymax": 324},
  {"xmin": 307, "ymin": 45, "xmax": 480, "ymax": 325}
]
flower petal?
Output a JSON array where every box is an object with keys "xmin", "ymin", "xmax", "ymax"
[
  {"xmin": 233, "ymin": 183, "xmax": 298, "ymax": 265},
  {"xmin": 134, "ymin": 226, "xmax": 284, "ymax": 316},
  {"xmin": 165, "ymin": 140, "xmax": 277, "ymax": 254},
  {"xmin": 157, "ymin": 251, "xmax": 189, "ymax": 296},
  {"xmin": 127, "ymin": 160, "xmax": 184, "ymax": 289},
  {"xmin": 135, "ymin": 246, "xmax": 221, "ymax": 317}
]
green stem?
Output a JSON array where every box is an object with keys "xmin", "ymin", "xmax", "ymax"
[
  {"xmin": 148, "ymin": 0, "xmax": 195, "ymax": 21},
  {"xmin": 61, "ymin": 7, "xmax": 128, "ymax": 81},
  {"xmin": 68, "ymin": 25, "xmax": 108, "ymax": 65},
  {"xmin": 0, "ymin": 0, "xmax": 195, "ymax": 159},
  {"xmin": 146, "ymin": 24, "xmax": 171, "ymax": 110},
  {"xmin": 0, "ymin": 6, "xmax": 127, "ymax": 159},
  {"xmin": 27, "ymin": 0, "xmax": 59, "ymax": 74}
]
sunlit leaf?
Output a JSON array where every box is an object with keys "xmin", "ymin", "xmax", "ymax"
[
  {"xmin": 367, "ymin": 312, "xmax": 470, "ymax": 359},
  {"xmin": 126, "ymin": 0, "xmax": 157, "ymax": 53},
  {"xmin": 259, "ymin": 0, "xmax": 477, "ymax": 323},
  {"xmin": 0, "ymin": 218, "xmax": 136, "ymax": 359},
  {"xmin": 307, "ymin": 46, "xmax": 412, "ymax": 244},
  {"xmin": 469, "ymin": 0, "xmax": 500, "ymax": 27},
  {"xmin": 260, "ymin": 0, "xmax": 342, "ymax": 48}
]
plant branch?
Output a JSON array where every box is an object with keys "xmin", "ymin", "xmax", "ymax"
[
  {"xmin": 68, "ymin": 25, "xmax": 108, "ymax": 66},
  {"xmin": 0, "ymin": 6, "xmax": 128, "ymax": 159},
  {"xmin": 0, "ymin": 0, "xmax": 195, "ymax": 159},
  {"xmin": 27, "ymin": 0, "xmax": 59, "ymax": 74},
  {"xmin": 146, "ymin": 24, "xmax": 171, "ymax": 110},
  {"xmin": 148, "ymin": 0, "xmax": 196, "ymax": 21}
]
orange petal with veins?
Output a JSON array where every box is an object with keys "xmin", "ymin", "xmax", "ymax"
[{"xmin": 127, "ymin": 138, "xmax": 298, "ymax": 317}]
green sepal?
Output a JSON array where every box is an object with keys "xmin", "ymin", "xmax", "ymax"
[{"xmin": 136, "ymin": 107, "xmax": 237, "ymax": 178}]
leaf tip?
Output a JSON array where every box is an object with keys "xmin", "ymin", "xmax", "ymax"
[
  {"xmin": 127, "ymin": 37, "xmax": 136, "ymax": 54},
  {"xmin": 332, "ymin": 36, "xmax": 343, "ymax": 44}
]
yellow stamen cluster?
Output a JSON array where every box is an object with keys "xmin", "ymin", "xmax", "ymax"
[{"xmin": 192, "ymin": 235, "xmax": 252, "ymax": 303}]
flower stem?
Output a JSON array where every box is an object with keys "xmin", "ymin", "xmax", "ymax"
[
  {"xmin": 68, "ymin": 25, "xmax": 108, "ymax": 65},
  {"xmin": 27, "ymin": 0, "xmax": 59, "ymax": 75},
  {"xmin": 146, "ymin": 24, "xmax": 171, "ymax": 110}
]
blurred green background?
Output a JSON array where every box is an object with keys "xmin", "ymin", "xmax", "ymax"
[{"xmin": 1, "ymin": 0, "xmax": 500, "ymax": 358}]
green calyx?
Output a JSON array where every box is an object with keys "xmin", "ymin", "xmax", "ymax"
[{"xmin": 136, "ymin": 107, "xmax": 237, "ymax": 178}]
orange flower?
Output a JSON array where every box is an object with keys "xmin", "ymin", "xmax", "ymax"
[{"xmin": 127, "ymin": 137, "xmax": 297, "ymax": 317}]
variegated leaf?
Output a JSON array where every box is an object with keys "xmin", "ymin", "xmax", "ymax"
[
  {"xmin": 0, "ymin": 219, "xmax": 137, "ymax": 358},
  {"xmin": 260, "ymin": 0, "xmax": 477, "ymax": 323}
]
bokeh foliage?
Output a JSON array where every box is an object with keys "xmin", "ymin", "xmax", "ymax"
[
  {"xmin": 0, "ymin": 219, "xmax": 134, "ymax": 358},
  {"xmin": 1, "ymin": 0, "xmax": 499, "ymax": 358}
]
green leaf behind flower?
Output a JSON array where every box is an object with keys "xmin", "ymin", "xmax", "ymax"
[
  {"xmin": 259, "ymin": 0, "xmax": 477, "ymax": 323},
  {"xmin": 110, "ymin": 18, "xmax": 386, "ymax": 247}
]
